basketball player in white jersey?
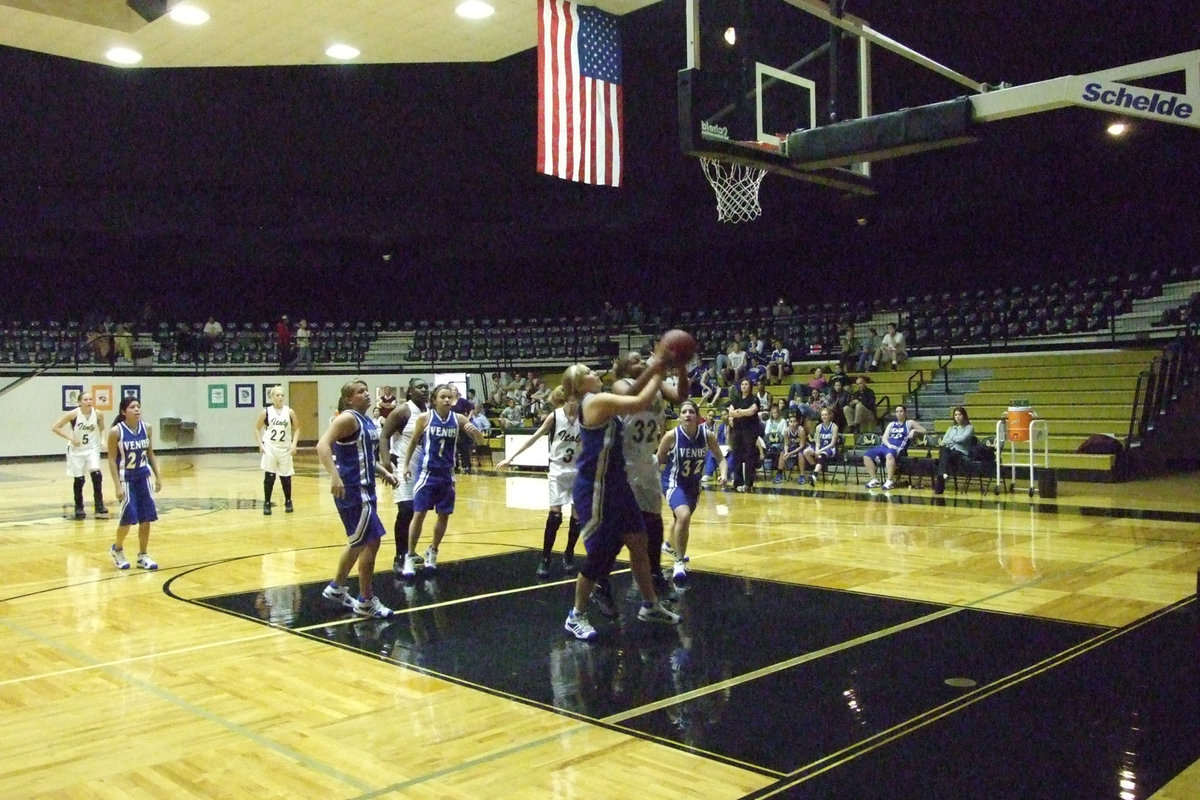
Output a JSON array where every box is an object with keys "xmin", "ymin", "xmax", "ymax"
[
  {"xmin": 254, "ymin": 386, "xmax": 300, "ymax": 515},
  {"xmin": 612, "ymin": 347, "xmax": 690, "ymax": 597},
  {"xmin": 380, "ymin": 377, "xmax": 429, "ymax": 574},
  {"xmin": 51, "ymin": 391, "xmax": 108, "ymax": 520}
]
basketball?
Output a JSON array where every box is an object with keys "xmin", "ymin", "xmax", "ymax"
[{"xmin": 660, "ymin": 329, "xmax": 697, "ymax": 366}]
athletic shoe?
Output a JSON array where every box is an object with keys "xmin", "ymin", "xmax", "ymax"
[
  {"xmin": 865, "ymin": 479, "xmax": 881, "ymax": 489},
  {"xmin": 638, "ymin": 601, "xmax": 681, "ymax": 625},
  {"xmin": 111, "ymin": 545, "xmax": 130, "ymax": 570},
  {"xmin": 95, "ymin": 504, "xmax": 109, "ymax": 515},
  {"xmin": 653, "ymin": 573, "xmax": 679, "ymax": 603},
  {"xmin": 424, "ymin": 547, "xmax": 438, "ymax": 571},
  {"xmin": 562, "ymin": 555, "xmax": 578, "ymax": 576},
  {"xmin": 564, "ymin": 609, "xmax": 598, "ymax": 641},
  {"xmin": 322, "ymin": 583, "xmax": 356, "ymax": 608},
  {"xmin": 263, "ymin": 501, "xmax": 272, "ymax": 516},
  {"xmin": 661, "ymin": 541, "xmax": 678, "ymax": 560},
  {"xmin": 401, "ymin": 553, "xmax": 417, "ymax": 579},
  {"xmin": 735, "ymin": 486, "xmax": 746, "ymax": 493},
  {"xmin": 672, "ymin": 559, "xmax": 689, "ymax": 585},
  {"xmin": 136, "ymin": 552, "xmax": 158, "ymax": 570},
  {"xmin": 353, "ymin": 596, "xmax": 395, "ymax": 619},
  {"xmin": 536, "ymin": 558, "xmax": 551, "ymax": 578},
  {"xmin": 883, "ymin": 480, "xmax": 895, "ymax": 490},
  {"xmin": 809, "ymin": 473, "xmax": 818, "ymax": 487},
  {"xmin": 73, "ymin": 506, "xmax": 86, "ymax": 520},
  {"xmin": 773, "ymin": 474, "xmax": 782, "ymax": 484},
  {"xmin": 590, "ymin": 584, "xmax": 619, "ymax": 619},
  {"xmin": 284, "ymin": 501, "xmax": 294, "ymax": 513}
]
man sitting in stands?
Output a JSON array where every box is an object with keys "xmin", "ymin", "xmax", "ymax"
[
  {"xmin": 873, "ymin": 322, "xmax": 907, "ymax": 371},
  {"xmin": 843, "ymin": 375, "xmax": 877, "ymax": 434}
]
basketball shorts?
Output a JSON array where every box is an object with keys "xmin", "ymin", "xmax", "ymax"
[
  {"xmin": 66, "ymin": 448, "xmax": 102, "ymax": 477},
  {"xmin": 118, "ymin": 474, "xmax": 158, "ymax": 526},
  {"xmin": 665, "ymin": 484, "xmax": 700, "ymax": 513},
  {"xmin": 626, "ymin": 456, "xmax": 663, "ymax": 513},
  {"xmin": 336, "ymin": 499, "xmax": 386, "ymax": 548},
  {"xmin": 864, "ymin": 445, "xmax": 904, "ymax": 463},
  {"xmin": 260, "ymin": 446, "xmax": 295, "ymax": 477},
  {"xmin": 413, "ymin": 475, "xmax": 455, "ymax": 515},
  {"xmin": 392, "ymin": 474, "xmax": 414, "ymax": 504},
  {"xmin": 548, "ymin": 465, "xmax": 577, "ymax": 508}
]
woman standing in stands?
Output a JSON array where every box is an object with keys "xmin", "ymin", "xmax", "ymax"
[
  {"xmin": 107, "ymin": 396, "xmax": 162, "ymax": 570},
  {"xmin": 726, "ymin": 378, "xmax": 760, "ymax": 493},
  {"xmin": 934, "ymin": 407, "xmax": 975, "ymax": 495},
  {"xmin": 497, "ymin": 386, "xmax": 583, "ymax": 579}
]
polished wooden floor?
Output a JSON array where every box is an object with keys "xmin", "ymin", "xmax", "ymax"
[{"xmin": 1, "ymin": 451, "xmax": 1197, "ymax": 799}]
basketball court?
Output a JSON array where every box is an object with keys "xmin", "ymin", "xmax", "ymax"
[{"xmin": 1, "ymin": 451, "xmax": 1196, "ymax": 798}]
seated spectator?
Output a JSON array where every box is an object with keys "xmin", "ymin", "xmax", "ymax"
[
  {"xmin": 746, "ymin": 330, "xmax": 766, "ymax": 360},
  {"xmin": 754, "ymin": 381, "xmax": 773, "ymax": 420},
  {"xmin": 87, "ymin": 321, "xmax": 114, "ymax": 363},
  {"xmin": 762, "ymin": 405, "xmax": 787, "ymax": 482},
  {"xmin": 933, "ymin": 406, "xmax": 975, "ymax": 495},
  {"xmin": 789, "ymin": 366, "xmax": 828, "ymax": 406},
  {"xmin": 825, "ymin": 378, "xmax": 851, "ymax": 429},
  {"xmin": 499, "ymin": 396, "xmax": 525, "ymax": 429},
  {"xmin": 873, "ymin": 322, "xmax": 907, "ymax": 371},
  {"xmin": 863, "ymin": 405, "xmax": 926, "ymax": 490},
  {"xmin": 843, "ymin": 375, "xmax": 877, "ymax": 433},
  {"xmin": 766, "ymin": 339, "xmax": 791, "ymax": 382},
  {"xmin": 695, "ymin": 362, "xmax": 723, "ymax": 405},
  {"xmin": 778, "ymin": 413, "xmax": 807, "ymax": 483},
  {"xmin": 838, "ymin": 324, "xmax": 858, "ymax": 374},
  {"xmin": 374, "ymin": 386, "xmax": 397, "ymax": 420},
  {"xmin": 792, "ymin": 387, "xmax": 825, "ymax": 424},
  {"xmin": 112, "ymin": 323, "xmax": 134, "ymax": 361},
  {"xmin": 802, "ymin": 406, "xmax": 840, "ymax": 485},
  {"xmin": 203, "ymin": 316, "xmax": 223, "ymax": 351},
  {"xmin": 487, "ymin": 372, "xmax": 505, "ymax": 404},
  {"xmin": 722, "ymin": 341, "xmax": 748, "ymax": 386},
  {"xmin": 772, "ymin": 297, "xmax": 792, "ymax": 317},
  {"xmin": 856, "ymin": 327, "xmax": 878, "ymax": 373}
]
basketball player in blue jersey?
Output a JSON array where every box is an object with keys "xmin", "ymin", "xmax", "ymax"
[
  {"xmin": 801, "ymin": 406, "xmax": 840, "ymax": 486},
  {"xmin": 560, "ymin": 357, "xmax": 681, "ymax": 642},
  {"xmin": 51, "ymin": 390, "xmax": 109, "ymax": 519},
  {"xmin": 106, "ymin": 397, "xmax": 162, "ymax": 570},
  {"xmin": 317, "ymin": 380, "xmax": 399, "ymax": 618},
  {"xmin": 656, "ymin": 400, "xmax": 726, "ymax": 586},
  {"xmin": 380, "ymin": 377, "xmax": 430, "ymax": 575},
  {"xmin": 611, "ymin": 347, "xmax": 690, "ymax": 599},
  {"xmin": 399, "ymin": 384, "xmax": 485, "ymax": 578},
  {"xmin": 498, "ymin": 385, "xmax": 583, "ymax": 579},
  {"xmin": 863, "ymin": 404, "xmax": 927, "ymax": 490},
  {"xmin": 254, "ymin": 385, "xmax": 300, "ymax": 515}
]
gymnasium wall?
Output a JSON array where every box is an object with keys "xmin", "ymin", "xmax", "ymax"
[{"xmin": 1, "ymin": 371, "xmax": 478, "ymax": 459}]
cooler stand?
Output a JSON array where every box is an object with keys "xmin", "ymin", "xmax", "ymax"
[{"xmin": 995, "ymin": 418, "xmax": 1050, "ymax": 496}]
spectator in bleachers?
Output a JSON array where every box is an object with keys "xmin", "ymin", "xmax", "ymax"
[
  {"xmin": 696, "ymin": 362, "xmax": 722, "ymax": 405},
  {"xmin": 856, "ymin": 326, "xmax": 878, "ymax": 372},
  {"xmin": 721, "ymin": 341, "xmax": 748, "ymax": 386},
  {"xmin": 934, "ymin": 407, "xmax": 975, "ymax": 495},
  {"xmin": 766, "ymin": 338, "xmax": 791, "ymax": 382},
  {"xmin": 763, "ymin": 404, "xmax": 787, "ymax": 482},
  {"xmin": 288, "ymin": 318, "xmax": 312, "ymax": 371},
  {"xmin": 499, "ymin": 396, "xmax": 525, "ymax": 429},
  {"xmin": 873, "ymin": 322, "xmax": 907, "ymax": 371},
  {"xmin": 826, "ymin": 378, "xmax": 851, "ymax": 430},
  {"xmin": 87, "ymin": 319, "xmax": 114, "ymax": 363},
  {"xmin": 374, "ymin": 386, "xmax": 398, "ymax": 420},
  {"xmin": 203, "ymin": 317, "xmax": 223, "ymax": 352},
  {"xmin": 838, "ymin": 323, "xmax": 857, "ymax": 373},
  {"xmin": 112, "ymin": 323, "xmax": 134, "ymax": 361},
  {"xmin": 274, "ymin": 315, "xmax": 291, "ymax": 370},
  {"xmin": 843, "ymin": 375, "xmax": 877, "ymax": 434},
  {"xmin": 788, "ymin": 366, "xmax": 828, "ymax": 406},
  {"xmin": 772, "ymin": 297, "xmax": 792, "ymax": 317}
]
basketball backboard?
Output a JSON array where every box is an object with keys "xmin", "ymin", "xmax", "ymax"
[{"xmin": 678, "ymin": 0, "xmax": 877, "ymax": 193}]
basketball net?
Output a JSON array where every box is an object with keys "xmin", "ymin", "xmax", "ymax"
[{"xmin": 699, "ymin": 157, "xmax": 766, "ymax": 223}]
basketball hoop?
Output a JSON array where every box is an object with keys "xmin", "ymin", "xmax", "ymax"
[{"xmin": 699, "ymin": 157, "xmax": 767, "ymax": 223}]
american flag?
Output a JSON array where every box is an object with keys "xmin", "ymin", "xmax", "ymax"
[{"xmin": 537, "ymin": 0, "xmax": 623, "ymax": 187}]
